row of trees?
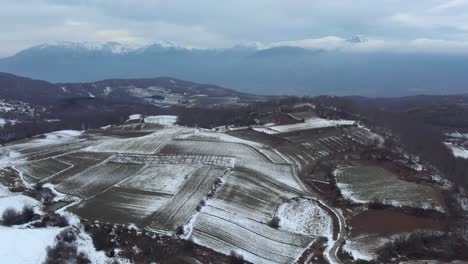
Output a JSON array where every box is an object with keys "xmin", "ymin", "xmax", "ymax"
[{"xmin": 356, "ymin": 107, "xmax": 468, "ymax": 190}]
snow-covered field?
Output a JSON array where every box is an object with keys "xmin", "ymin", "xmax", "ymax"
[
  {"xmin": 119, "ymin": 164, "xmax": 200, "ymax": 194},
  {"xmin": 85, "ymin": 128, "xmax": 183, "ymax": 154},
  {"xmin": 57, "ymin": 162, "xmax": 144, "ymax": 199},
  {"xmin": 144, "ymin": 115, "xmax": 177, "ymax": 125},
  {"xmin": 254, "ymin": 118, "xmax": 355, "ymax": 134},
  {"xmin": 0, "ymin": 226, "xmax": 63, "ymax": 264},
  {"xmin": 0, "ymin": 185, "xmax": 41, "ymax": 216},
  {"xmin": 335, "ymin": 166, "xmax": 445, "ymax": 212},
  {"xmin": 193, "ymin": 205, "xmax": 314, "ymax": 264}
]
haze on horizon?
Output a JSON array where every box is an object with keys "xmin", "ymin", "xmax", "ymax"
[{"xmin": 2, "ymin": 0, "xmax": 468, "ymax": 57}]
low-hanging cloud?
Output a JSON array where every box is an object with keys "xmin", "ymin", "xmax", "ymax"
[{"xmin": 1, "ymin": 0, "xmax": 468, "ymax": 56}]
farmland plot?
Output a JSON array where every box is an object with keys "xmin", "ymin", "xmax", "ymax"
[
  {"xmin": 161, "ymin": 139, "xmax": 269, "ymax": 163},
  {"xmin": 148, "ymin": 166, "xmax": 226, "ymax": 232},
  {"xmin": 176, "ymin": 131, "xmax": 287, "ymax": 163},
  {"xmin": 14, "ymin": 141, "xmax": 92, "ymax": 161},
  {"xmin": 48, "ymin": 152, "xmax": 113, "ymax": 184},
  {"xmin": 335, "ymin": 166, "xmax": 445, "ymax": 212},
  {"xmin": 193, "ymin": 205, "xmax": 314, "ymax": 264},
  {"xmin": 208, "ymin": 169, "xmax": 302, "ymax": 222},
  {"xmin": 119, "ymin": 163, "xmax": 201, "ymax": 195},
  {"xmin": 85, "ymin": 127, "xmax": 189, "ymax": 154},
  {"xmin": 16, "ymin": 158, "xmax": 71, "ymax": 183},
  {"xmin": 56, "ymin": 162, "xmax": 144, "ymax": 199},
  {"xmin": 71, "ymin": 187, "xmax": 171, "ymax": 225},
  {"xmin": 234, "ymin": 160, "xmax": 301, "ymax": 191}
]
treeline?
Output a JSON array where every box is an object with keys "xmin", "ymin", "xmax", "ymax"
[{"xmin": 355, "ymin": 107, "xmax": 468, "ymax": 189}]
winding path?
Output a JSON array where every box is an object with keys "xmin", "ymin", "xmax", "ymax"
[{"xmin": 278, "ymin": 150, "xmax": 346, "ymax": 264}]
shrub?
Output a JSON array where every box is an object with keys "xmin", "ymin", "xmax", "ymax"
[
  {"xmin": 55, "ymin": 215, "xmax": 69, "ymax": 227},
  {"xmin": 44, "ymin": 229, "xmax": 91, "ymax": 264},
  {"xmin": 2, "ymin": 208, "xmax": 19, "ymax": 226},
  {"xmin": 229, "ymin": 250, "xmax": 245, "ymax": 264},
  {"xmin": 21, "ymin": 205, "xmax": 35, "ymax": 223},
  {"xmin": 268, "ymin": 216, "xmax": 280, "ymax": 228}
]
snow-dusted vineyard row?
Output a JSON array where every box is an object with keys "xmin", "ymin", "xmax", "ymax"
[
  {"xmin": 161, "ymin": 139, "xmax": 270, "ymax": 163},
  {"xmin": 57, "ymin": 162, "xmax": 144, "ymax": 199},
  {"xmin": 17, "ymin": 158, "xmax": 71, "ymax": 182},
  {"xmin": 72, "ymin": 186, "xmax": 171, "ymax": 225},
  {"xmin": 148, "ymin": 166, "xmax": 226, "ymax": 232},
  {"xmin": 335, "ymin": 166, "xmax": 445, "ymax": 212},
  {"xmin": 85, "ymin": 132, "xmax": 173, "ymax": 154},
  {"xmin": 210, "ymin": 170, "xmax": 301, "ymax": 223},
  {"xmin": 119, "ymin": 163, "xmax": 201, "ymax": 195},
  {"xmin": 110, "ymin": 153, "xmax": 235, "ymax": 168},
  {"xmin": 234, "ymin": 160, "xmax": 301, "ymax": 191},
  {"xmin": 193, "ymin": 205, "xmax": 314, "ymax": 264}
]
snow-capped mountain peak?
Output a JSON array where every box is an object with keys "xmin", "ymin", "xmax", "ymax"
[{"xmin": 31, "ymin": 41, "xmax": 144, "ymax": 54}]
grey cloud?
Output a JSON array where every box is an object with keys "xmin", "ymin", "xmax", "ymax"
[{"xmin": 1, "ymin": 0, "xmax": 468, "ymax": 56}]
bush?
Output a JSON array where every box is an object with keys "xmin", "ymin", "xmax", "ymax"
[
  {"xmin": 268, "ymin": 216, "xmax": 280, "ymax": 228},
  {"xmin": 21, "ymin": 206, "xmax": 35, "ymax": 223},
  {"xmin": 1, "ymin": 206, "xmax": 37, "ymax": 226},
  {"xmin": 44, "ymin": 229, "xmax": 91, "ymax": 264},
  {"xmin": 2, "ymin": 208, "xmax": 19, "ymax": 226},
  {"xmin": 229, "ymin": 250, "xmax": 245, "ymax": 264},
  {"xmin": 55, "ymin": 215, "xmax": 69, "ymax": 227}
]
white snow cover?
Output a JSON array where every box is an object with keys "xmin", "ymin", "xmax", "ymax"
[
  {"xmin": 0, "ymin": 118, "xmax": 18, "ymax": 127},
  {"xmin": 44, "ymin": 130, "xmax": 81, "ymax": 139},
  {"xmin": 0, "ymin": 147, "xmax": 21, "ymax": 169},
  {"xmin": 257, "ymin": 118, "xmax": 355, "ymax": 134},
  {"xmin": 144, "ymin": 115, "xmax": 178, "ymax": 125},
  {"xmin": 0, "ymin": 226, "xmax": 64, "ymax": 264},
  {"xmin": 127, "ymin": 114, "xmax": 142, "ymax": 121},
  {"xmin": 0, "ymin": 192, "xmax": 41, "ymax": 217},
  {"xmin": 445, "ymin": 142, "xmax": 468, "ymax": 159},
  {"xmin": 342, "ymin": 238, "xmax": 374, "ymax": 261},
  {"xmin": 276, "ymin": 198, "xmax": 332, "ymax": 237}
]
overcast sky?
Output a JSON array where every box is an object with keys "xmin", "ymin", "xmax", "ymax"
[{"xmin": 1, "ymin": 0, "xmax": 468, "ymax": 56}]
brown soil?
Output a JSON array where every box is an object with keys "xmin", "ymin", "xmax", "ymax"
[{"xmin": 350, "ymin": 209, "xmax": 447, "ymax": 237}]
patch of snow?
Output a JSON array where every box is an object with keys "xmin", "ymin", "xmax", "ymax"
[
  {"xmin": 88, "ymin": 92, "xmax": 95, "ymax": 98},
  {"xmin": 144, "ymin": 115, "xmax": 177, "ymax": 126},
  {"xmin": 60, "ymin": 86, "xmax": 69, "ymax": 93},
  {"xmin": 0, "ymin": 147, "xmax": 21, "ymax": 169},
  {"xmin": 103, "ymin": 86, "xmax": 112, "ymax": 96},
  {"xmin": 127, "ymin": 114, "xmax": 142, "ymax": 121},
  {"xmin": 0, "ymin": 118, "xmax": 18, "ymax": 127},
  {"xmin": 445, "ymin": 142, "xmax": 468, "ymax": 159},
  {"xmin": 0, "ymin": 226, "xmax": 64, "ymax": 264},
  {"xmin": 0, "ymin": 193, "xmax": 42, "ymax": 217},
  {"xmin": 342, "ymin": 239, "xmax": 374, "ymax": 261}
]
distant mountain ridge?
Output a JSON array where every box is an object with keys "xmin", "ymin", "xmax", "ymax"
[
  {"xmin": 0, "ymin": 72, "xmax": 262, "ymax": 109},
  {"xmin": 1, "ymin": 42, "xmax": 468, "ymax": 97}
]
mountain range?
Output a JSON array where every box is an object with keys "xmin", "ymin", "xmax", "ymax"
[{"xmin": 1, "ymin": 41, "xmax": 468, "ymax": 97}]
